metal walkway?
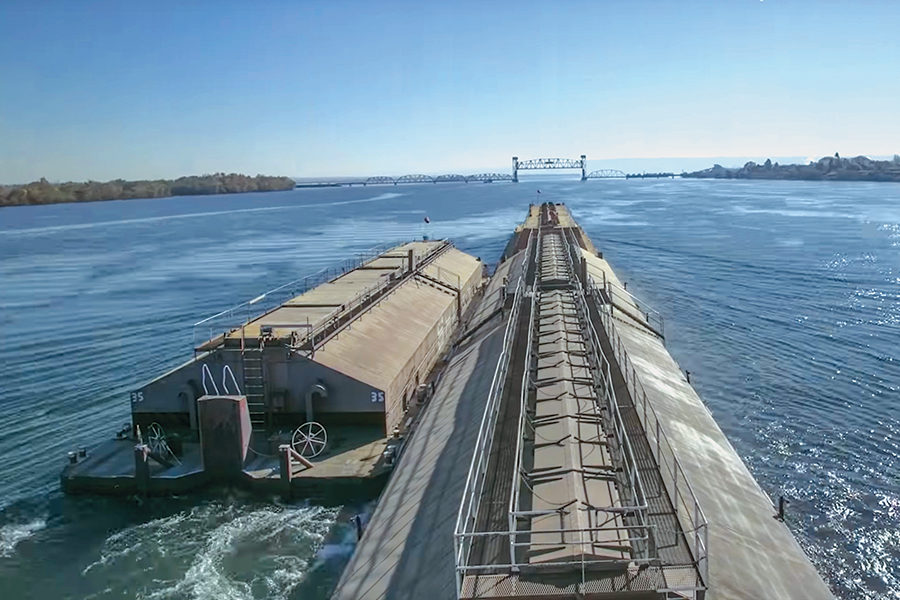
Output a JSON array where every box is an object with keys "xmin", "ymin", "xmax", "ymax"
[
  {"xmin": 454, "ymin": 204, "xmax": 706, "ymax": 599},
  {"xmin": 331, "ymin": 203, "xmax": 833, "ymax": 600},
  {"xmin": 330, "ymin": 249, "xmax": 528, "ymax": 600},
  {"xmin": 511, "ymin": 230, "xmax": 632, "ymax": 569}
]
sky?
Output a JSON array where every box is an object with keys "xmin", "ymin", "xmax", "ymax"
[{"xmin": 1, "ymin": 0, "xmax": 899, "ymax": 183}]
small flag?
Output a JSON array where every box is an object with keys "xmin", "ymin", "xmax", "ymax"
[{"xmin": 424, "ymin": 216, "xmax": 430, "ymax": 223}]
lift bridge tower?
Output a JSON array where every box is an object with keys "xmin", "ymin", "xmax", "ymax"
[{"xmin": 512, "ymin": 155, "xmax": 587, "ymax": 182}]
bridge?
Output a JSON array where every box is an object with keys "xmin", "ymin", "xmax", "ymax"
[
  {"xmin": 626, "ymin": 171, "xmax": 676, "ymax": 179},
  {"xmin": 294, "ymin": 173, "xmax": 514, "ymax": 187},
  {"xmin": 293, "ymin": 157, "xmax": 677, "ymax": 188},
  {"xmin": 586, "ymin": 169, "xmax": 627, "ymax": 179},
  {"xmin": 513, "ymin": 157, "xmax": 676, "ymax": 181},
  {"xmin": 513, "ymin": 155, "xmax": 587, "ymax": 182}
]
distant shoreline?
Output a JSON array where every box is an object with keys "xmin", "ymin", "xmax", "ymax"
[
  {"xmin": 682, "ymin": 154, "xmax": 900, "ymax": 183},
  {"xmin": 0, "ymin": 173, "xmax": 296, "ymax": 208}
]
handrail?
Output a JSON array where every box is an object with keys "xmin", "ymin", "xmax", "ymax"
[
  {"xmin": 559, "ymin": 229, "xmax": 664, "ymax": 340},
  {"xmin": 604, "ymin": 279, "xmax": 665, "ymax": 339},
  {"xmin": 567, "ymin": 222, "xmax": 705, "ymax": 584},
  {"xmin": 560, "ymin": 226, "xmax": 655, "ymax": 559},
  {"xmin": 453, "ymin": 232, "xmax": 533, "ymax": 596},
  {"xmin": 497, "ymin": 226, "xmax": 659, "ymax": 585},
  {"xmin": 453, "ymin": 224, "xmax": 705, "ymax": 597},
  {"xmin": 191, "ymin": 239, "xmax": 408, "ymax": 347},
  {"xmin": 201, "ymin": 363, "xmax": 219, "ymax": 395},
  {"xmin": 577, "ymin": 293, "xmax": 654, "ymax": 558},
  {"xmin": 292, "ymin": 240, "xmax": 454, "ymax": 356},
  {"xmin": 506, "ymin": 231, "xmax": 540, "ymax": 566},
  {"xmin": 453, "ymin": 526, "xmax": 705, "ymax": 594},
  {"xmin": 453, "ymin": 275, "xmax": 523, "ymax": 567},
  {"xmin": 590, "ymin": 280, "xmax": 709, "ymax": 585},
  {"xmin": 280, "ymin": 443, "xmax": 314, "ymax": 468},
  {"xmin": 221, "ymin": 365, "xmax": 241, "ymax": 395}
]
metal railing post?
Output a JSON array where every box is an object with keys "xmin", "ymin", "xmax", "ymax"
[
  {"xmin": 508, "ymin": 512, "xmax": 517, "ymax": 571},
  {"xmin": 694, "ymin": 501, "xmax": 701, "ymax": 564},
  {"xmin": 674, "ymin": 465, "xmax": 681, "ymax": 518},
  {"xmin": 589, "ymin": 275, "xmax": 709, "ymax": 594},
  {"xmin": 655, "ymin": 418, "xmax": 660, "ymax": 461}
]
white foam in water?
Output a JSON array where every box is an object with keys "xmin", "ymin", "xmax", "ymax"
[
  {"xmin": 0, "ymin": 518, "xmax": 46, "ymax": 557},
  {"xmin": 82, "ymin": 502, "xmax": 337, "ymax": 600}
]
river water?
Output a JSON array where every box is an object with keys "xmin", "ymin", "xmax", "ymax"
[{"xmin": 0, "ymin": 179, "xmax": 898, "ymax": 599}]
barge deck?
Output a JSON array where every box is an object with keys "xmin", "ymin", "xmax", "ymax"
[
  {"xmin": 332, "ymin": 204, "xmax": 834, "ymax": 599},
  {"xmin": 62, "ymin": 239, "xmax": 484, "ymax": 501}
]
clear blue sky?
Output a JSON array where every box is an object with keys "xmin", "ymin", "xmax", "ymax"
[{"xmin": 1, "ymin": 1, "xmax": 899, "ymax": 182}]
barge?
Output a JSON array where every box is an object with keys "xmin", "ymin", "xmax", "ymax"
[
  {"xmin": 332, "ymin": 204, "xmax": 834, "ymax": 600},
  {"xmin": 62, "ymin": 203, "xmax": 834, "ymax": 598},
  {"xmin": 61, "ymin": 239, "xmax": 484, "ymax": 500}
]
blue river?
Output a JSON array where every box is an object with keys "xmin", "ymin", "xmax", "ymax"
[{"xmin": 0, "ymin": 179, "xmax": 898, "ymax": 599}]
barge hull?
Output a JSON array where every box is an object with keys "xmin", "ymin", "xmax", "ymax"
[{"xmin": 332, "ymin": 204, "xmax": 833, "ymax": 600}]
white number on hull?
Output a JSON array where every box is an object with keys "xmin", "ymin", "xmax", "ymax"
[{"xmin": 370, "ymin": 391, "xmax": 385, "ymax": 403}]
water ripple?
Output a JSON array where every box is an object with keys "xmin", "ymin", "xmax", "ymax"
[{"xmin": 1, "ymin": 182, "xmax": 898, "ymax": 598}]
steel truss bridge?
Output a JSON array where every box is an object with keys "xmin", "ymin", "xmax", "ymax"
[
  {"xmin": 295, "ymin": 173, "xmax": 514, "ymax": 187},
  {"xmin": 511, "ymin": 156, "xmax": 674, "ymax": 181},
  {"xmin": 366, "ymin": 173, "xmax": 514, "ymax": 185},
  {"xmin": 513, "ymin": 155, "xmax": 588, "ymax": 182},
  {"xmin": 294, "ymin": 156, "xmax": 676, "ymax": 188},
  {"xmin": 586, "ymin": 169, "xmax": 627, "ymax": 179}
]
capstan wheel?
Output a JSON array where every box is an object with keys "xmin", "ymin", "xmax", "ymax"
[
  {"xmin": 145, "ymin": 422, "xmax": 181, "ymax": 465},
  {"xmin": 291, "ymin": 422, "xmax": 327, "ymax": 458},
  {"xmin": 147, "ymin": 423, "xmax": 167, "ymax": 455}
]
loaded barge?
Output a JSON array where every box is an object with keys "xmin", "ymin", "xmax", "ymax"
[
  {"xmin": 331, "ymin": 204, "xmax": 834, "ymax": 600},
  {"xmin": 61, "ymin": 239, "xmax": 484, "ymax": 499}
]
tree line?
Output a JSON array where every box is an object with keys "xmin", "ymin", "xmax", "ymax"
[{"xmin": 0, "ymin": 173, "xmax": 296, "ymax": 207}]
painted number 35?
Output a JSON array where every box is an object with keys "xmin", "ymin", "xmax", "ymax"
[
  {"xmin": 370, "ymin": 391, "xmax": 385, "ymax": 403},
  {"xmin": 130, "ymin": 391, "xmax": 144, "ymax": 403}
]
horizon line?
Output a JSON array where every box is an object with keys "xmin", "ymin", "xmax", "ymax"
[{"xmin": 6, "ymin": 152, "xmax": 900, "ymax": 186}]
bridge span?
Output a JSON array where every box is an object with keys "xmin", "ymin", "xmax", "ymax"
[
  {"xmin": 294, "ymin": 158, "xmax": 677, "ymax": 188},
  {"xmin": 294, "ymin": 173, "xmax": 513, "ymax": 188},
  {"xmin": 513, "ymin": 155, "xmax": 588, "ymax": 181}
]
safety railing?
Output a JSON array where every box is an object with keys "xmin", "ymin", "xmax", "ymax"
[
  {"xmin": 201, "ymin": 363, "xmax": 219, "ymax": 395},
  {"xmin": 455, "ymin": 226, "xmax": 701, "ymax": 596},
  {"xmin": 559, "ymin": 226, "xmax": 665, "ymax": 340},
  {"xmin": 602, "ymin": 279, "xmax": 665, "ymax": 339},
  {"xmin": 418, "ymin": 261, "xmax": 461, "ymax": 290},
  {"xmin": 501, "ymin": 226, "xmax": 657, "ymax": 578},
  {"xmin": 506, "ymin": 231, "xmax": 540, "ymax": 565},
  {"xmin": 453, "ymin": 232, "xmax": 533, "ymax": 595},
  {"xmin": 290, "ymin": 240, "xmax": 454, "ymax": 356},
  {"xmin": 557, "ymin": 226, "xmax": 655, "ymax": 559},
  {"xmin": 455, "ymin": 525, "xmax": 657, "ymax": 575},
  {"xmin": 292, "ymin": 267, "xmax": 409, "ymax": 354},
  {"xmin": 191, "ymin": 239, "xmax": 408, "ymax": 348},
  {"xmin": 591, "ymin": 282, "xmax": 709, "ymax": 586},
  {"xmin": 576, "ymin": 284, "xmax": 656, "ymax": 558},
  {"xmin": 221, "ymin": 365, "xmax": 241, "ymax": 395}
]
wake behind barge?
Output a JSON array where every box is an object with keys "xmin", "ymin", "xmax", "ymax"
[{"xmin": 61, "ymin": 239, "xmax": 484, "ymax": 499}]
